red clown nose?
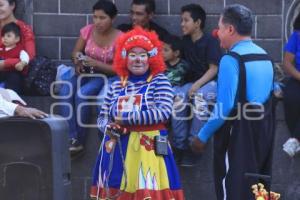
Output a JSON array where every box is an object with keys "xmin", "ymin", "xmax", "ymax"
[{"xmin": 212, "ymin": 28, "xmax": 219, "ymax": 39}]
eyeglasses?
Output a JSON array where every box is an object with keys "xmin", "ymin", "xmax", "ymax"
[{"xmin": 128, "ymin": 52, "xmax": 148, "ymax": 61}]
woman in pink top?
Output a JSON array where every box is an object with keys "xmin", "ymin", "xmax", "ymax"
[{"xmin": 59, "ymin": 0, "xmax": 122, "ymax": 156}]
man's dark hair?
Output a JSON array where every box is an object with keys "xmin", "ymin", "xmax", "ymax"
[
  {"xmin": 293, "ymin": 12, "xmax": 300, "ymax": 30},
  {"xmin": 93, "ymin": 0, "xmax": 118, "ymax": 18},
  {"xmin": 7, "ymin": 0, "xmax": 16, "ymax": 5},
  {"xmin": 162, "ymin": 35, "xmax": 182, "ymax": 56},
  {"xmin": 181, "ymin": 4, "xmax": 206, "ymax": 29},
  {"xmin": 221, "ymin": 4, "xmax": 253, "ymax": 36},
  {"xmin": 6, "ymin": 0, "xmax": 16, "ymax": 12},
  {"xmin": 1, "ymin": 22, "xmax": 20, "ymax": 37},
  {"xmin": 132, "ymin": 0, "xmax": 155, "ymax": 14}
]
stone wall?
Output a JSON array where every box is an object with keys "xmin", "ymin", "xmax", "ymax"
[{"xmin": 31, "ymin": 0, "xmax": 299, "ymax": 63}]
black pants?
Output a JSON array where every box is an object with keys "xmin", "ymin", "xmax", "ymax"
[
  {"xmin": 0, "ymin": 71, "xmax": 23, "ymax": 93},
  {"xmin": 214, "ymin": 99, "xmax": 275, "ymax": 200},
  {"xmin": 283, "ymin": 78, "xmax": 300, "ymax": 139}
]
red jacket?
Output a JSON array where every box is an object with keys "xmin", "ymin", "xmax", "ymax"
[
  {"xmin": 0, "ymin": 20, "xmax": 36, "ymax": 74},
  {"xmin": 0, "ymin": 44, "xmax": 23, "ymax": 60}
]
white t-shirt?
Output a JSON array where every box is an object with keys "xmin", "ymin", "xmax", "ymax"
[{"xmin": 0, "ymin": 93, "xmax": 17, "ymax": 117}]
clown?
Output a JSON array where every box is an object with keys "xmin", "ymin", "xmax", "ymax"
[{"xmin": 90, "ymin": 26, "xmax": 185, "ymax": 200}]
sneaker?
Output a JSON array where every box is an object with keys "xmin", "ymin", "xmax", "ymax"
[
  {"xmin": 283, "ymin": 138, "xmax": 300, "ymax": 157},
  {"xmin": 69, "ymin": 138, "xmax": 84, "ymax": 156}
]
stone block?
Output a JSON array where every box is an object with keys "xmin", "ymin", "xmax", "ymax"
[
  {"xmin": 87, "ymin": 15, "xmax": 92, "ymax": 24},
  {"xmin": 257, "ymin": 16, "xmax": 282, "ymax": 38},
  {"xmin": 115, "ymin": 0, "xmax": 132, "ymax": 15},
  {"xmin": 33, "ymin": 14, "xmax": 86, "ymax": 37},
  {"xmin": 88, "ymin": 14, "xmax": 126, "ymax": 26},
  {"xmin": 61, "ymin": 38, "xmax": 77, "ymax": 60},
  {"xmin": 71, "ymin": 178, "xmax": 86, "ymax": 200},
  {"xmin": 33, "ymin": 0, "xmax": 58, "ymax": 13},
  {"xmin": 226, "ymin": 0, "xmax": 281, "ymax": 14},
  {"xmin": 153, "ymin": 15, "xmax": 182, "ymax": 36},
  {"xmin": 16, "ymin": 0, "xmax": 33, "ymax": 24},
  {"xmin": 170, "ymin": 0, "xmax": 224, "ymax": 14},
  {"xmin": 205, "ymin": 15, "xmax": 219, "ymax": 35},
  {"xmin": 254, "ymin": 40, "xmax": 282, "ymax": 62},
  {"xmin": 36, "ymin": 37, "xmax": 59, "ymax": 59},
  {"xmin": 115, "ymin": 0, "xmax": 168, "ymax": 14},
  {"xmin": 60, "ymin": 0, "xmax": 95, "ymax": 14},
  {"xmin": 114, "ymin": 15, "xmax": 131, "ymax": 28}
]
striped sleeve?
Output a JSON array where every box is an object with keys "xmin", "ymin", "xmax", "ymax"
[
  {"xmin": 121, "ymin": 74, "xmax": 174, "ymax": 125},
  {"xmin": 97, "ymin": 83, "xmax": 116, "ymax": 133}
]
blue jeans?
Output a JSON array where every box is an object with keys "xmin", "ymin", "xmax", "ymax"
[
  {"xmin": 59, "ymin": 74, "xmax": 104, "ymax": 144},
  {"xmin": 171, "ymin": 81, "xmax": 217, "ymax": 149}
]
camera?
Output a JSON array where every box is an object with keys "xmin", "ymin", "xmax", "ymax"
[
  {"xmin": 83, "ymin": 66, "xmax": 94, "ymax": 74},
  {"xmin": 154, "ymin": 135, "xmax": 168, "ymax": 156},
  {"xmin": 75, "ymin": 53, "xmax": 95, "ymax": 74},
  {"xmin": 76, "ymin": 53, "xmax": 87, "ymax": 61}
]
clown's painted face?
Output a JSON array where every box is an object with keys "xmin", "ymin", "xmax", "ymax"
[{"xmin": 127, "ymin": 47, "xmax": 149, "ymax": 76}]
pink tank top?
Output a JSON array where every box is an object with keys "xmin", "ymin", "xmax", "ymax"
[{"xmin": 80, "ymin": 24, "xmax": 122, "ymax": 64}]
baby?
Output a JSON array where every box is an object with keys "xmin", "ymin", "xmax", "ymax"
[{"xmin": 0, "ymin": 22, "xmax": 29, "ymax": 71}]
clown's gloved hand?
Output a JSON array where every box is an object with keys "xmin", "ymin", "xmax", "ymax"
[
  {"xmin": 106, "ymin": 123, "xmax": 129, "ymax": 137},
  {"xmin": 104, "ymin": 123, "xmax": 129, "ymax": 153},
  {"xmin": 252, "ymin": 183, "xmax": 281, "ymax": 200}
]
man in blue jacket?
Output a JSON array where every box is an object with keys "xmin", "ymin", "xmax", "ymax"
[{"xmin": 191, "ymin": 4, "xmax": 275, "ymax": 200}]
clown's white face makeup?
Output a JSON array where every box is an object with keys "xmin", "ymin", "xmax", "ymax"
[
  {"xmin": 127, "ymin": 47, "xmax": 149, "ymax": 76},
  {"xmin": 128, "ymin": 52, "xmax": 148, "ymax": 61}
]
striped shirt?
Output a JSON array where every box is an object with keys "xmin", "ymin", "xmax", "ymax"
[{"xmin": 97, "ymin": 73, "xmax": 174, "ymax": 133}]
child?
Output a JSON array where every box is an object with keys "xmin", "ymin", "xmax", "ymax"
[
  {"xmin": 171, "ymin": 3, "xmax": 221, "ymax": 167},
  {"xmin": 0, "ymin": 22, "xmax": 29, "ymax": 72},
  {"xmin": 162, "ymin": 34, "xmax": 191, "ymax": 164},
  {"xmin": 162, "ymin": 34, "xmax": 188, "ymax": 89}
]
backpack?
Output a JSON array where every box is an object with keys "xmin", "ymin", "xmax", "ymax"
[{"xmin": 24, "ymin": 56, "xmax": 57, "ymax": 96}]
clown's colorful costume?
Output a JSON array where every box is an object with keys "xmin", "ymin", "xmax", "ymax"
[{"xmin": 90, "ymin": 27, "xmax": 185, "ymax": 199}]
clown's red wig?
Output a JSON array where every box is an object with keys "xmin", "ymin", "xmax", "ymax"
[{"xmin": 113, "ymin": 26, "xmax": 165, "ymax": 80}]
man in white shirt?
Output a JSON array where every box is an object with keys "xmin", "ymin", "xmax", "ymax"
[{"xmin": 0, "ymin": 88, "xmax": 47, "ymax": 119}]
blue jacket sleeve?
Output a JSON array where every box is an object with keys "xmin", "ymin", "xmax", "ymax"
[
  {"xmin": 284, "ymin": 31, "xmax": 298, "ymax": 54},
  {"xmin": 198, "ymin": 55, "xmax": 239, "ymax": 143}
]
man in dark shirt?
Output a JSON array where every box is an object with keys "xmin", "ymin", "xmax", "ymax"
[{"xmin": 117, "ymin": 0, "xmax": 170, "ymax": 41}]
